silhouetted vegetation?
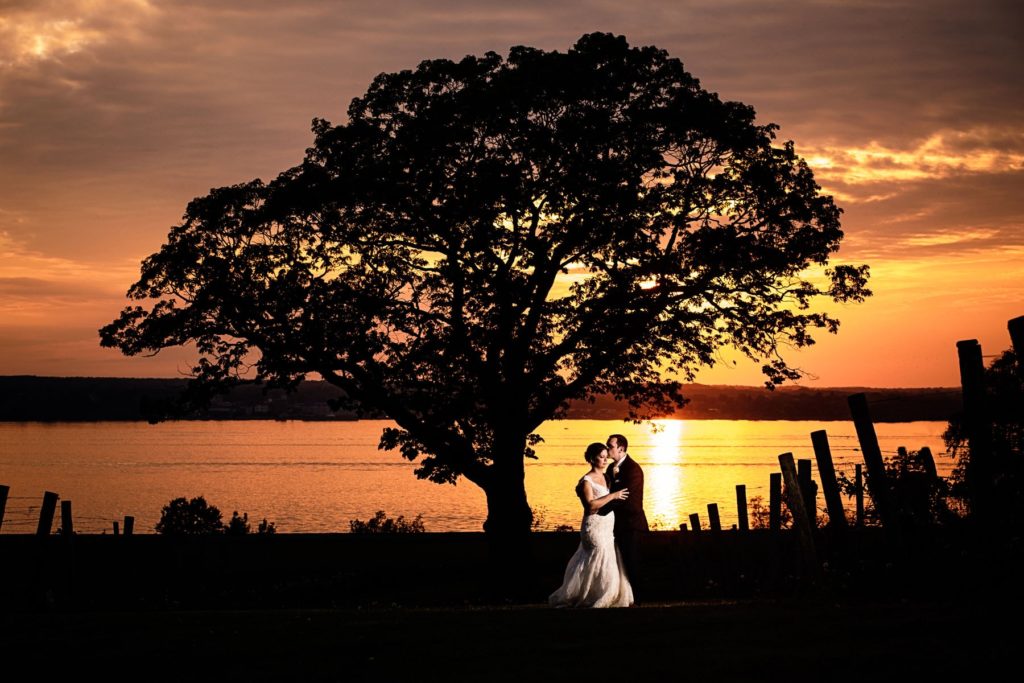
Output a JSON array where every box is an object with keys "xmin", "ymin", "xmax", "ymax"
[
  {"xmin": 836, "ymin": 447, "xmax": 957, "ymax": 527},
  {"xmin": 944, "ymin": 348, "xmax": 1023, "ymax": 524},
  {"xmin": 155, "ymin": 496, "xmax": 225, "ymax": 535},
  {"xmin": 100, "ymin": 33, "xmax": 869, "ymax": 537},
  {"xmin": 226, "ymin": 511, "xmax": 251, "ymax": 535},
  {"xmin": 349, "ymin": 511, "xmax": 425, "ymax": 534},
  {"xmin": 155, "ymin": 496, "xmax": 276, "ymax": 535}
]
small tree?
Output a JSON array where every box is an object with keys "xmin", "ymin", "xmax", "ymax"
[{"xmin": 155, "ymin": 495, "xmax": 224, "ymax": 535}]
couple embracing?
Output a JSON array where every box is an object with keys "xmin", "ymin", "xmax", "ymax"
[{"xmin": 549, "ymin": 434, "xmax": 648, "ymax": 608}]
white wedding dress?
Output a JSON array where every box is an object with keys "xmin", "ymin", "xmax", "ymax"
[{"xmin": 548, "ymin": 476, "xmax": 634, "ymax": 608}]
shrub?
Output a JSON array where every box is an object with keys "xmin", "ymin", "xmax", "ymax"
[
  {"xmin": 226, "ymin": 510, "xmax": 251, "ymax": 535},
  {"xmin": 155, "ymin": 495, "xmax": 224, "ymax": 535},
  {"xmin": 349, "ymin": 510, "xmax": 425, "ymax": 533}
]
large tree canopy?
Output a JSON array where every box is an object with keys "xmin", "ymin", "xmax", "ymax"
[{"xmin": 101, "ymin": 33, "xmax": 870, "ymax": 535}]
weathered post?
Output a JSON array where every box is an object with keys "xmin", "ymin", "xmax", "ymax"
[
  {"xmin": 848, "ymin": 393, "xmax": 898, "ymax": 529},
  {"xmin": 689, "ymin": 513, "xmax": 701, "ymax": 532},
  {"xmin": 736, "ymin": 485, "xmax": 749, "ymax": 532},
  {"xmin": 37, "ymin": 491, "xmax": 58, "ymax": 536},
  {"xmin": 0, "ymin": 484, "xmax": 9, "ymax": 532},
  {"xmin": 678, "ymin": 523, "xmax": 688, "ymax": 532},
  {"xmin": 60, "ymin": 500, "xmax": 74, "ymax": 536},
  {"xmin": 113, "ymin": 520, "xmax": 120, "ymax": 536},
  {"xmin": 811, "ymin": 430, "xmax": 847, "ymax": 530},
  {"xmin": 707, "ymin": 503, "xmax": 722, "ymax": 532},
  {"xmin": 779, "ymin": 453, "xmax": 819, "ymax": 577},
  {"xmin": 123, "ymin": 516, "xmax": 135, "ymax": 536},
  {"xmin": 797, "ymin": 459, "xmax": 817, "ymax": 525},
  {"xmin": 770, "ymin": 473, "xmax": 782, "ymax": 531},
  {"xmin": 919, "ymin": 446, "xmax": 938, "ymax": 480},
  {"xmin": 1009, "ymin": 316, "xmax": 1024, "ymax": 356},
  {"xmin": 958, "ymin": 339, "xmax": 993, "ymax": 518},
  {"xmin": 855, "ymin": 464, "xmax": 865, "ymax": 527}
]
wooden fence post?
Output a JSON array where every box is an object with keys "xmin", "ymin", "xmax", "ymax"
[
  {"xmin": 919, "ymin": 446, "xmax": 938, "ymax": 480},
  {"xmin": 0, "ymin": 484, "xmax": 9, "ymax": 532},
  {"xmin": 37, "ymin": 491, "xmax": 58, "ymax": 536},
  {"xmin": 848, "ymin": 393, "xmax": 898, "ymax": 529},
  {"xmin": 736, "ymin": 485, "xmax": 749, "ymax": 532},
  {"xmin": 779, "ymin": 453, "xmax": 819, "ymax": 577},
  {"xmin": 770, "ymin": 472, "xmax": 782, "ymax": 531},
  {"xmin": 797, "ymin": 459, "xmax": 817, "ymax": 525},
  {"xmin": 707, "ymin": 503, "xmax": 721, "ymax": 532},
  {"xmin": 1009, "ymin": 316, "xmax": 1024, "ymax": 356},
  {"xmin": 113, "ymin": 520, "xmax": 120, "ymax": 536},
  {"xmin": 811, "ymin": 430, "xmax": 847, "ymax": 530},
  {"xmin": 123, "ymin": 516, "xmax": 134, "ymax": 536},
  {"xmin": 689, "ymin": 513, "xmax": 701, "ymax": 532},
  {"xmin": 855, "ymin": 464, "xmax": 864, "ymax": 527},
  {"xmin": 958, "ymin": 339, "xmax": 993, "ymax": 518},
  {"xmin": 60, "ymin": 500, "xmax": 73, "ymax": 536}
]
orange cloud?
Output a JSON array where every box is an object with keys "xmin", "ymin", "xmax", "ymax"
[{"xmin": 806, "ymin": 128, "xmax": 1024, "ymax": 187}]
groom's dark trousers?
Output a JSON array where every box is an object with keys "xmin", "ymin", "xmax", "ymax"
[{"xmin": 605, "ymin": 455, "xmax": 649, "ymax": 602}]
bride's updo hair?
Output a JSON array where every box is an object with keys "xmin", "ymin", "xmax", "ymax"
[{"xmin": 584, "ymin": 442, "xmax": 607, "ymax": 465}]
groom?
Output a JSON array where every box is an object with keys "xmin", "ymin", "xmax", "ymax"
[{"xmin": 603, "ymin": 433, "xmax": 649, "ymax": 602}]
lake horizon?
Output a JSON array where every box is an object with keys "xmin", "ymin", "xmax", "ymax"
[{"xmin": 0, "ymin": 418, "xmax": 954, "ymax": 534}]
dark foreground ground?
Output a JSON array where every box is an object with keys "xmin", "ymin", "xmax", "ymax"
[
  {"xmin": 1, "ymin": 530, "xmax": 1019, "ymax": 680},
  {"xmin": 1, "ymin": 599, "xmax": 1012, "ymax": 681}
]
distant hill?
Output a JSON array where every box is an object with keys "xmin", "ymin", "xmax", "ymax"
[
  {"xmin": 0, "ymin": 376, "xmax": 961, "ymax": 423},
  {"xmin": 566, "ymin": 384, "xmax": 962, "ymax": 422}
]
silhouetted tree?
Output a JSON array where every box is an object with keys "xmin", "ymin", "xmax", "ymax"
[
  {"xmin": 155, "ymin": 495, "xmax": 224, "ymax": 535},
  {"xmin": 944, "ymin": 348, "xmax": 1023, "ymax": 524},
  {"xmin": 101, "ymin": 33, "xmax": 869, "ymax": 538}
]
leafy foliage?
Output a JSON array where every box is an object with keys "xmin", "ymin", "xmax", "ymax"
[
  {"xmin": 226, "ymin": 510, "xmax": 251, "ymax": 535},
  {"xmin": 943, "ymin": 349, "xmax": 1023, "ymax": 523},
  {"xmin": 155, "ymin": 495, "xmax": 224, "ymax": 535},
  {"xmin": 349, "ymin": 510, "xmax": 426, "ymax": 534},
  {"xmin": 836, "ymin": 447, "xmax": 957, "ymax": 526},
  {"xmin": 748, "ymin": 494, "xmax": 792, "ymax": 529},
  {"xmin": 102, "ymin": 33, "xmax": 869, "ymax": 534},
  {"xmin": 155, "ymin": 496, "xmax": 276, "ymax": 535}
]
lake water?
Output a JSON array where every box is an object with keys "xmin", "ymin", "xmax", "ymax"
[{"xmin": 0, "ymin": 419, "xmax": 953, "ymax": 533}]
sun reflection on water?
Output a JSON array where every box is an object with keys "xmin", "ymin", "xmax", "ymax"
[{"xmin": 642, "ymin": 419, "xmax": 685, "ymax": 529}]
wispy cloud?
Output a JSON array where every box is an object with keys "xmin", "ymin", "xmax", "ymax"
[
  {"xmin": 0, "ymin": 1, "xmax": 155, "ymax": 67},
  {"xmin": 807, "ymin": 128, "xmax": 1024, "ymax": 186}
]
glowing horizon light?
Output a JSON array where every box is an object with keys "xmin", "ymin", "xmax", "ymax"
[{"xmin": 645, "ymin": 419, "xmax": 685, "ymax": 528}]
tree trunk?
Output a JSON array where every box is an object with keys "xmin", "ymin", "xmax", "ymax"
[
  {"xmin": 481, "ymin": 455, "xmax": 533, "ymax": 538},
  {"xmin": 480, "ymin": 441, "xmax": 535, "ymax": 600}
]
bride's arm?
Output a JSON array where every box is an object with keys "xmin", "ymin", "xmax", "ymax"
[{"xmin": 577, "ymin": 480, "xmax": 628, "ymax": 514}]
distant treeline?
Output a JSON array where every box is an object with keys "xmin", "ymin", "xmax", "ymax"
[{"xmin": 0, "ymin": 376, "xmax": 961, "ymax": 423}]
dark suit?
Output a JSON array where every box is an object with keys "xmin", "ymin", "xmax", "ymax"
[{"xmin": 604, "ymin": 454, "xmax": 648, "ymax": 601}]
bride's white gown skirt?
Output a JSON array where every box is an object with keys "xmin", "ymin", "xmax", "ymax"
[{"xmin": 548, "ymin": 511, "xmax": 633, "ymax": 608}]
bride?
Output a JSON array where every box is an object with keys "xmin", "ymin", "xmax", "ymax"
[{"xmin": 549, "ymin": 442, "xmax": 634, "ymax": 608}]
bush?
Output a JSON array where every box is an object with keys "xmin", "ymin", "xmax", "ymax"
[
  {"xmin": 349, "ymin": 510, "xmax": 425, "ymax": 533},
  {"xmin": 155, "ymin": 495, "xmax": 224, "ymax": 535},
  {"xmin": 226, "ymin": 510, "xmax": 251, "ymax": 535},
  {"xmin": 155, "ymin": 496, "xmax": 278, "ymax": 535}
]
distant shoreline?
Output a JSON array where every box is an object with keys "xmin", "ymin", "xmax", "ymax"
[{"xmin": 0, "ymin": 375, "xmax": 962, "ymax": 423}]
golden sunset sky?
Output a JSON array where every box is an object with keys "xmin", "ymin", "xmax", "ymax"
[{"xmin": 1, "ymin": 0, "xmax": 1021, "ymax": 386}]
